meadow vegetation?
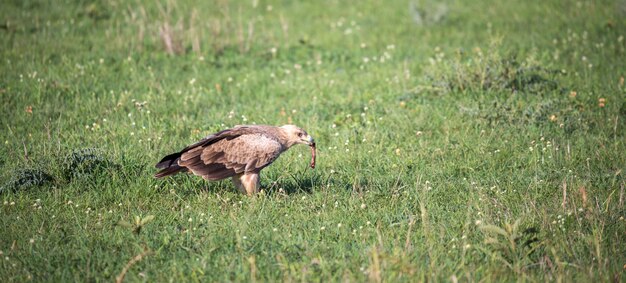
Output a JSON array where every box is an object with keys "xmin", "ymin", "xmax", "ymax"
[{"xmin": 1, "ymin": 0, "xmax": 625, "ymax": 281}]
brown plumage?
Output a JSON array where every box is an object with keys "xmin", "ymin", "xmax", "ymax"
[{"xmin": 155, "ymin": 125, "xmax": 316, "ymax": 195}]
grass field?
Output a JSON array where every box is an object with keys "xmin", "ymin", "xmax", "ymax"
[{"xmin": 1, "ymin": 0, "xmax": 625, "ymax": 281}]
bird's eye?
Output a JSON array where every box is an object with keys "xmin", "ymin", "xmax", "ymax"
[{"xmin": 297, "ymin": 132, "xmax": 303, "ymax": 137}]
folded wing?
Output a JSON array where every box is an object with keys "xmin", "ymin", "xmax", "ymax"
[{"xmin": 179, "ymin": 134, "xmax": 283, "ymax": 180}]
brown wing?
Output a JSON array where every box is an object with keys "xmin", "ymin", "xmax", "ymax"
[
  {"xmin": 155, "ymin": 125, "xmax": 275, "ymax": 169},
  {"xmin": 178, "ymin": 133, "xmax": 283, "ymax": 181}
]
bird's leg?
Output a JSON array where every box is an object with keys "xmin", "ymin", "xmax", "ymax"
[
  {"xmin": 231, "ymin": 174, "xmax": 246, "ymax": 194},
  {"xmin": 240, "ymin": 173, "xmax": 260, "ymax": 195}
]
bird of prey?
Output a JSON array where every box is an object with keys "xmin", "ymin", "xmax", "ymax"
[{"xmin": 155, "ymin": 125, "xmax": 316, "ymax": 195}]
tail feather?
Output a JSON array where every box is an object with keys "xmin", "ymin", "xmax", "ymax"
[
  {"xmin": 154, "ymin": 163, "xmax": 186, "ymax": 178},
  {"xmin": 155, "ymin": 152, "xmax": 183, "ymax": 169},
  {"xmin": 155, "ymin": 151, "xmax": 186, "ymax": 178}
]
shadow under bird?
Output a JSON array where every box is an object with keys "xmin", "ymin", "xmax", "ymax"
[{"xmin": 155, "ymin": 125, "xmax": 316, "ymax": 195}]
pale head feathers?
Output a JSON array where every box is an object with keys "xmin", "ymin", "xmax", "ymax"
[{"xmin": 280, "ymin": 124, "xmax": 315, "ymax": 148}]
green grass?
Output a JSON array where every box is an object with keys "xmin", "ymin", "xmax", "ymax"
[{"xmin": 1, "ymin": 0, "xmax": 625, "ymax": 281}]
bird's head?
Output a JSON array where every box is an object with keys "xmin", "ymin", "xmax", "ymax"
[{"xmin": 280, "ymin": 124, "xmax": 315, "ymax": 147}]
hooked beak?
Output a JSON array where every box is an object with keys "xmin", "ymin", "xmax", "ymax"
[{"xmin": 305, "ymin": 135, "xmax": 315, "ymax": 146}]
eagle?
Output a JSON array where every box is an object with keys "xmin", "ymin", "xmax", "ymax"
[{"xmin": 155, "ymin": 125, "xmax": 316, "ymax": 195}]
